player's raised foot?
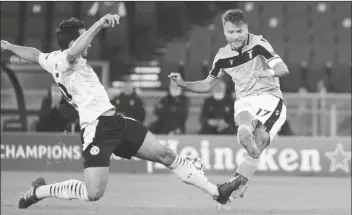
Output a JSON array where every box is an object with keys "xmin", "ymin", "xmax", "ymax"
[
  {"xmin": 18, "ymin": 177, "xmax": 46, "ymax": 209},
  {"xmin": 214, "ymin": 175, "xmax": 247, "ymax": 205}
]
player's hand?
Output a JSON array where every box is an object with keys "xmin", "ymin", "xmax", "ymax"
[
  {"xmin": 1, "ymin": 40, "xmax": 12, "ymax": 51},
  {"xmin": 98, "ymin": 14, "xmax": 120, "ymax": 28},
  {"xmin": 168, "ymin": 73, "xmax": 183, "ymax": 86}
]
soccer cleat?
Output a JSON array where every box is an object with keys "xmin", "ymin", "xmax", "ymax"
[
  {"xmin": 18, "ymin": 177, "xmax": 46, "ymax": 209},
  {"xmin": 214, "ymin": 175, "xmax": 243, "ymax": 205},
  {"xmin": 233, "ymin": 184, "xmax": 248, "ymax": 199}
]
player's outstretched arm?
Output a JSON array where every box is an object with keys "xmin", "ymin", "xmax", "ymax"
[
  {"xmin": 66, "ymin": 14, "xmax": 120, "ymax": 64},
  {"xmin": 168, "ymin": 73, "xmax": 217, "ymax": 93},
  {"xmin": 1, "ymin": 40, "xmax": 41, "ymax": 63}
]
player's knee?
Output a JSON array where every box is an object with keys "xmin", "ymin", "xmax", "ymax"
[
  {"xmin": 156, "ymin": 145, "xmax": 176, "ymax": 166},
  {"xmin": 87, "ymin": 188, "xmax": 104, "ymax": 201},
  {"xmin": 237, "ymin": 125, "xmax": 260, "ymax": 159},
  {"xmin": 237, "ymin": 125, "xmax": 254, "ymax": 143}
]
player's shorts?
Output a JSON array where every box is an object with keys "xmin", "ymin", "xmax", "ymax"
[
  {"xmin": 234, "ymin": 93, "xmax": 286, "ymax": 142},
  {"xmin": 80, "ymin": 113, "xmax": 148, "ymax": 168}
]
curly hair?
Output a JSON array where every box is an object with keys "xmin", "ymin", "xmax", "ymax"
[
  {"xmin": 221, "ymin": 9, "xmax": 247, "ymax": 25},
  {"xmin": 56, "ymin": 17, "xmax": 85, "ymax": 50}
]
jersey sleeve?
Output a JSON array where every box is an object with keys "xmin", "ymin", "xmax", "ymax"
[
  {"xmin": 208, "ymin": 51, "xmax": 225, "ymax": 79},
  {"xmin": 38, "ymin": 52, "xmax": 57, "ymax": 74},
  {"xmin": 38, "ymin": 50, "xmax": 75, "ymax": 74},
  {"xmin": 258, "ymin": 37, "xmax": 284, "ymax": 68}
]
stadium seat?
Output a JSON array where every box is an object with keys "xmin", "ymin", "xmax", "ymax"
[
  {"xmin": 24, "ymin": 16, "xmax": 47, "ymax": 38},
  {"xmin": 241, "ymin": 2, "xmax": 260, "ymax": 33},
  {"xmin": 1, "ymin": 2, "xmax": 20, "ymax": 16},
  {"xmin": 285, "ymin": 46, "xmax": 312, "ymax": 65},
  {"xmin": 333, "ymin": 2, "xmax": 351, "ymax": 17},
  {"xmin": 260, "ymin": 2, "xmax": 284, "ymax": 19},
  {"xmin": 286, "ymin": 33, "xmax": 312, "ymax": 47},
  {"xmin": 285, "ymin": 34, "xmax": 312, "ymax": 63},
  {"xmin": 0, "ymin": 17, "xmax": 19, "ymax": 39},
  {"xmin": 50, "ymin": 37, "xmax": 60, "ymax": 51},
  {"xmin": 336, "ymin": 45, "xmax": 351, "ymax": 65},
  {"xmin": 280, "ymin": 64, "xmax": 302, "ymax": 92},
  {"xmin": 86, "ymin": 39, "xmax": 102, "ymax": 60},
  {"xmin": 24, "ymin": 38, "xmax": 44, "ymax": 51},
  {"xmin": 311, "ymin": 34, "xmax": 337, "ymax": 65},
  {"xmin": 261, "ymin": 31, "xmax": 285, "ymax": 58},
  {"xmin": 51, "ymin": 18, "xmax": 64, "ymax": 34},
  {"xmin": 311, "ymin": 2, "xmax": 334, "ymax": 33},
  {"xmin": 24, "ymin": 2, "xmax": 48, "ymax": 38},
  {"xmin": 53, "ymin": 2, "xmax": 75, "ymax": 16},
  {"xmin": 283, "ymin": 2, "xmax": 313, "ymax": 15},
  {"xmin": 332, "ymin": 65, "xmax": 351, "ymax": 92},
  {"xmin": 26, "ymin": 2, "xmax": 48, "ymax": 14},
  {"xmin": 283, "ymin": 16, "xmax": 311, "ymax": 33},
  {"xmin": 187, "ymin": 25, "xmax": 212, "ymax": 81},
  {"xmin": 285, "ymin": 33, "xmax": 312, "ymax": 63},
  {"xmin": 260, "ymin": 17, "xmax": 284, "ymax": 42},
  {"xmin": 78, "ymin": 2, "xmax": 97, "ymax": 25}
]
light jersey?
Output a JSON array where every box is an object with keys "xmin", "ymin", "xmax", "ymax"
[
  {"xmin": 38, "ymin": 50, "xmax": 115, "ymax": 129},
  {"xmin": 209, "ymin": 33, "xmax": 284, "ymax": 100}
]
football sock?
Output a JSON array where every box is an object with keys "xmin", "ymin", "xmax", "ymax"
[
  {"xmin": 168, "ymin": 156, "xmax": 219, "ymax": 198},
  {"xmin": 35, "ymin": 179, "xmax": 89, "ymax": 201},
  {"xmin": 236, "ymin": 154, "xmax": 260, "ymax": 182}
]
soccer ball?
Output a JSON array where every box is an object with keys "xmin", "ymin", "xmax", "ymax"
[{"xmin": 186, "ymin": 157, "xmax": 205, "ymax": 173}]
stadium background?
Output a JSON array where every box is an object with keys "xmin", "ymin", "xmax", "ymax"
[{"xmin": 1, "ymin": 2, "xmax": 351, "ymax": 215}]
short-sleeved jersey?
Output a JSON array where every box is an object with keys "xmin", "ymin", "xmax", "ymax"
[
  {"xmin": 38, "ymin": 50, "xmax": 115, "ymax": 129},
  {"xmin": 209, "ymin": 33, "xmax": 284, "ymax": 100}
]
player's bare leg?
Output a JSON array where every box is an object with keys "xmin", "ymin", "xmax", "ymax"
[
  {"xmin": 134, "ymin": 131, "xmax": 239, "ymax": 204},
  {"xmin": 229, "ymin": 123, "xmax": 270, "ymax": 200},
  {"xmin": 134, "ymin": 132, "xmax": 219, "ymax": 197},
  {"xmin": 19, "ymin": 167, "xmax": 109, "ymax": 208},
  {"xmin": 216, "ymin": 113, "xmax": 262, "ymax": 207},
  {"xmin": 236, "ymin": 111, "xmax": 261, "ymax": 159}
]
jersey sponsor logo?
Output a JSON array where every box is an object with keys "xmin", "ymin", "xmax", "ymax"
[{"xmin": 90, "ymin": 145, "xmax": 100, "ymax": 155}]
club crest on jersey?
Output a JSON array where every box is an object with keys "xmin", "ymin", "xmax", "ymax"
[
  {"xmin": 229, "ymin": 59, "xmax": 234, "ymax": 65},
  {"xmin": 90, "ymin": 145, "xmax": 100, "ymax": 155}
]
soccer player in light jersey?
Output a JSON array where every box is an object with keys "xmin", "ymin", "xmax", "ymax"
[
  {"xmin": 169, "ymin": 9, "xmax": 289, "ymax": 201},
  {"xmin": 1, "ymin": 14, "xmax": 240, "ymax": 208}
]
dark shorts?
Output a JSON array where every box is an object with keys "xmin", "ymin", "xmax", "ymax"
[{"xmin": 81, "ymin": 113, "xmax": 148, "ymax": 168}]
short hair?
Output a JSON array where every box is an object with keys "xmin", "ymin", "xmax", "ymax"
[
  {"xmin": 56, "ymin": 17, "xmax": 85, "ymax": 50},
  {"xmin": 221, "ymin": 9, "xmax": 247, "ymax": 25}
]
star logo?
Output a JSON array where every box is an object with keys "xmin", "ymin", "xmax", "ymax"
[{"xmin": 325, "ymin": 143, "xmax": 351, "ymax": 173}]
